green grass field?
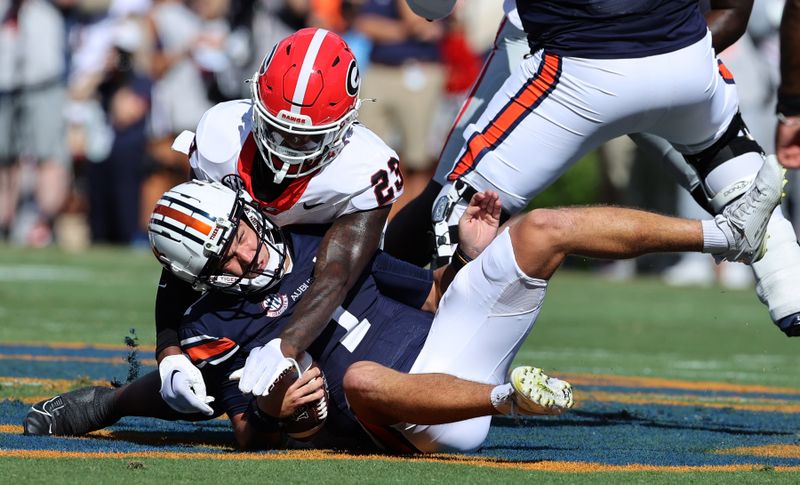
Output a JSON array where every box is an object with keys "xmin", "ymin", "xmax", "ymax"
[{"xmin": 1, "ymin": 244, "xmax": 799, "ymax": 482}]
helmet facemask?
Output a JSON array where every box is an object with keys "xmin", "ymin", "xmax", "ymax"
[
  {"xmin": 199, "ymin": 194, "xmax": 292, "ymax": 294},
  {"xmin": 250, "ymin": 76, "xmax": 358, "ymax": 184}
]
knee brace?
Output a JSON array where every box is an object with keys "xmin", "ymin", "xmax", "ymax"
[{"xmin": 683, "ymin": 113, "xmax": 765, "ymax": 212}]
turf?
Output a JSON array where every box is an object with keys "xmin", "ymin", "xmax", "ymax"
[
  {"xmin": 1, "ymin": 457, "xmax": 799, "ymax": 485},
  {"xmin": 1, "ymin": 244, "xmax": 799, "ymax": 482}
]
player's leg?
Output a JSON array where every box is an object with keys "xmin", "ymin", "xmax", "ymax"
[
  {"xmin": 429, "ymin": 45, "xmax": 674, "ymax": 267},
  {"xmin": 646, "ymin": 35, "xmax": 800, "ymax": 336},
  {"xmin": 27, "ymin": 85, "xmax": 70, "ymax": 244},
  {"xmin": 384, "ymin": 18, "xmax": 528, "ymax": 266},
  {"xmin": 510, "ymin": 207, "xmax": 702, "ymax": 280},
  {"xmin": 343, "ymin": 361, "xmax": 569, "ymax": 453},
  {"xmin": 344, "ymin": 362, "xmax": 495, "ymax": 425},
  {"xmin": 345, "ymin": 361, "xmax": 569, "ymax": 424},
  {"xmin": 0, "ymin": 93, "xmax": 21, "ymax": 239},
  {"xmin": 513, "ymin": 153, "xmax": 783, "ymax": 279},
  {"xmin": 23, "ymin": 371, "xmax": 221, "ymax": 436},
  {"xmin": 382, "ymin": 229, "xmax": 572, "ymax": 453}
]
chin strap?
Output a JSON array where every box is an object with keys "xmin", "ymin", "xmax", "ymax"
[{"xmin": 272, "ymin": 162, "xmax": 290, "ymax": 184}]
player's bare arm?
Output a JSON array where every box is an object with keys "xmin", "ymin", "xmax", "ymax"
[
  {"xmin": 154, "ymin": 271, "xmax": 198, "ymax": 362},
  {"xmin": 705, "ymin": 0, "xmax": 754, "ymax": 52},
  {"xmin": 279, "ymin": 205, "xmax": 391, "ymax": 358},
  {"xmin": 777, "ymin": 0, "xmax": 800, "ymax": 168}
]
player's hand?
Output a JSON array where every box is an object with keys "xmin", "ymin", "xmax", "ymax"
[
  {"xmin": 158, "ymin": 354, "xmax": 215, "ymax": 416},
  {"xmin": 256, "ymin": 362, "xmax": 325, "ymax": 419},
  {"xmin": 457, "ymin": 190, "xmax": 502, "ymax": 259},
  {"xmin": 776, "ymin": 118, "xmax": 800, "ymax": 168},
  {"xmin": 229, "ymin": 338, "xmax": 300, "ymax": 397}
]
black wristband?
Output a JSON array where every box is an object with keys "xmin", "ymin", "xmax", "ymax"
[
  {"xmin": 449, "ymin": 245, "xmax": 473, "ymax": 273},
  {"xmin": 245, "ymin": 400, "xmax": 284, "ymax": 434},
  {"xmin": 777, "ymin": 94, "xmax": 800, "ymax": 117},
  {"xmin": 155, "ymin": 328, "xmax": 180, "ymax": 359}
]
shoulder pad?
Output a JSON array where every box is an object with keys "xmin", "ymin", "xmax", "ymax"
[
  {"xmin": 172, "ymin": 130, "xmax": 195, "ymax": 155},
  {"xmin": 191, "ymin": 100, "xmax": 254, "ymax": 181}
]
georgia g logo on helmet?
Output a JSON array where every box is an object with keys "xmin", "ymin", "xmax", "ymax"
[
  {"xmin": 346, "ymin": 59, "xmax": 360, "ymax": 98},
  {"xmin": 250, "ymin": 28, "xmax": 362, "ymax": 183}
]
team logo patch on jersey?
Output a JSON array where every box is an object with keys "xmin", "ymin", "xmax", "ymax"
[{"xmin": 262, "ymin": 294, "xmax": 289, "ymax": 317}]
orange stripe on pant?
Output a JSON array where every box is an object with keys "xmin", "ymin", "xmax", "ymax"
[
  {"xmin": 717, "ymin": 59, "xmax": 735, "ymax": 84},
  {"xmin": 447, "ymin": 52, "xmax": 562, "ymax": 182}
]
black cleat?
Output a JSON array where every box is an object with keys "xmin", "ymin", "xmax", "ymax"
[
  {"xmin": 778, "ymin": 313, "xmax": 800, "ymax": 337},
  {"xmin": 23, "ymin": 386, "xmax": 119, "ymax": 436}
]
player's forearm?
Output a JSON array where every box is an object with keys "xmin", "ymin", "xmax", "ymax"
[
  {"xmin": 279, "ymin": 207, "xmax": 390, "ymax": 356},
  {"xmin": 706, "ymin": 0, "xmax": 754, "ymax": 52},
  {"xmin": 154, "ymin": 269, "xmax": 201, "ymax": 360},
  {"xmin": 279, "ymin": 266, "xmax": 351, "ymax": 357},
  {"xmin": 780, "ymin": 0, "xmax": 800, "ymax": 100}
]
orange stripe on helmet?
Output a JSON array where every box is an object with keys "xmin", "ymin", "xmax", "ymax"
[
  {"xmin": 448, "ymin": 53, "xmax": 561, "ymax": 181},
  {"xmin": 153, "ymin": 204, "xmax": 213, "ymax": 236}
]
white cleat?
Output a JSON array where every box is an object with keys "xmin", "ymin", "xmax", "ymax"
[
  {"xmin": 716, "ymin": 155, "xmax": 786, "ymax": 264},
  {"xmin": 508, "ymin": 366, "xmax": 574, "ymax": 416}
]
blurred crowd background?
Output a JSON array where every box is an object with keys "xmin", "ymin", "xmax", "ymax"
[{"xmin": 0, "ymin": 0, "xmax": 795, "ymax": 289}]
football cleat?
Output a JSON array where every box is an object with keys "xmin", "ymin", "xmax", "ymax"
[
  {"xmin": 777, "ymin": 313, "xmax": 800, "ymax": 337},
  {"xmin": 23, "ymin": 386, "xmax": 119, "ymax": 436},
  {"xmin": 507, "ymin": 366, "xmax": 574, "ymax": 416},
  {"xmin": 715, "ymin": 155, "xmax": 786, "ymax": 264}
]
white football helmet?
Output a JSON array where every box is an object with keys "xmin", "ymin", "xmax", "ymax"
[{"xmin": 148, "ymin": 179, "xmax": 290, "ymax": 294}]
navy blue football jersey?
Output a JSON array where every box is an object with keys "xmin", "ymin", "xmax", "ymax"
[
  {"xmin": 178, "ymin": 225, "xmax": 434, "ymax": 450},
  {"xmin": 516, "ymin": 0, "xmax": 707, "ymax": 58}
]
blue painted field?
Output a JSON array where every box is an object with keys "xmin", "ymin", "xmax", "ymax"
[{"xmin": 2, "ymin": 343, "xmax": 799, "ymax": 471}]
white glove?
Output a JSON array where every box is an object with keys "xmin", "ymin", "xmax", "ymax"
[
  {"xmin": 158, "ymin": 354, "xmax": 215, "ymax": 416},
  {"xmin": 229, "ymin": 338, "xmax": 300, "ymax": 396}
]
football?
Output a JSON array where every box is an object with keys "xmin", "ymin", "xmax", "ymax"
[{"xmin": 281, "ymin": 356, "xmax": 329, "ymax": 440}]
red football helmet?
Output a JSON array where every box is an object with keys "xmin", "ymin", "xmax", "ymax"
[{"xmin": 250, "ymin": 28, "xmax": 362, "ymax": 183}]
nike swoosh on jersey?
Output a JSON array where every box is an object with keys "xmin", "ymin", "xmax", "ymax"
[{"xmin": 303, "ymin": 202, "xmax": 325, "ymax": 210}]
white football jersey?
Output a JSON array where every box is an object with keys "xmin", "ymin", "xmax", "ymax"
[{"xmin": 177, "ymin": 99, "xmax": 403, "ymax": 226}]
